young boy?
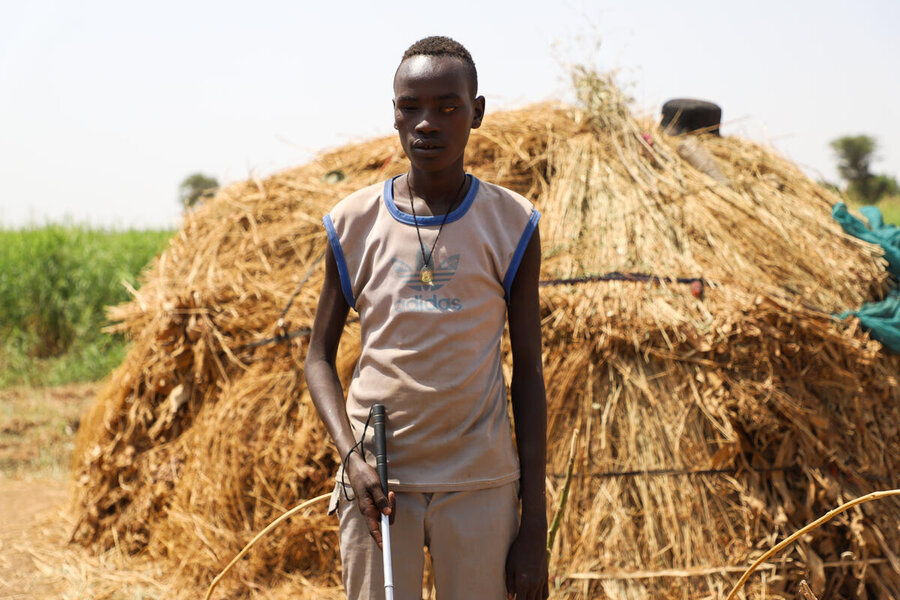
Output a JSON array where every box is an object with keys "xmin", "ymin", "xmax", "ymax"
[{"xmin": 305, "ymin": 36, "xmax": 548, "ymax": 600}]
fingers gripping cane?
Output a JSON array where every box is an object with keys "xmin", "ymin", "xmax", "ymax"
[{"xmin": 372, "ymin": 404, "xmax": 394, "ymax": 600}]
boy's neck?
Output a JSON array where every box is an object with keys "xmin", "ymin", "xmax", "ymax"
[{"xmin": 406, "ymin": 164, "xmax": 468, "ymax": 215}]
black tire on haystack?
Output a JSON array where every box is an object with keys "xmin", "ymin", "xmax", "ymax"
[{"xmin": 661, "ymin": 98, "xmax": 722, "ymax": 135}]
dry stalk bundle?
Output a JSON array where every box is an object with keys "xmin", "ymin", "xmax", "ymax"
[{"xmin": 71, "ymin": 73, "xmax": 899, "ymax": 599}]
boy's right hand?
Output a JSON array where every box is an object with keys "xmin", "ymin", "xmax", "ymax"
[{"xmin": 347, "ymin": 452, "xmax": 395, "ymax": 549}]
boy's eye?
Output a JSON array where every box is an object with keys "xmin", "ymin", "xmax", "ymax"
[{"xmin": 440, "ymin": 106, "xmax": 457, "ymax": 113}]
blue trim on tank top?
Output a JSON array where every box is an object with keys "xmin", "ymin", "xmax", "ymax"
[
  {"xmin": 383, "ymin": 175, "xmax": 480, "ymax": 226},
  {"xmin": 322, "ymin": 214, "xmax": 356, "ymax": 310},
  {"xmin": 503, "ymin": 209, "xmax": 541, "ymax": 302}
]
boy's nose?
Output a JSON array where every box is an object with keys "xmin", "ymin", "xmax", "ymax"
[{"xmin": 414, "ymin": 115, "xmax": 439, "ymax": 134}]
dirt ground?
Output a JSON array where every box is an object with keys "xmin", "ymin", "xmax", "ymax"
[
  {"xmin": 0, "ymin": 383, "xmax": 173, "ymax": 600},
  {"xmin": 0, "ymin": 383, "xmax": 92, "ymax": 599},
  {"xmin": 0, "ymin": 383, "xmax": 94, "ymax": 479},
  {"xmin": 0, "ymin": 477, "xmax": 69, "ymax": 598}
]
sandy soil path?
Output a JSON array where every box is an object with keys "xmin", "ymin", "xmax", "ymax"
[
  {"xmin": 0, "ymin": 477, "xmax": 69, "ymax": 599},
  {"xmin": 0, "ymin": 383, "xmax": 96, "ymax": 599}
]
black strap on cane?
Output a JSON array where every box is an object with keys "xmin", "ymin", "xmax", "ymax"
[{"xmin": 341, "ymin": 405, "xmax": 376, "ymax": 501}]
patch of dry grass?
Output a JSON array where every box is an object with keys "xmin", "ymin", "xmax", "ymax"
[
  {"xmin": 14, "ymin": 501, "xmax": 172, "ymax": 600},
  {"xmin": 0, "ymin": 383, "xmax": 98, "ymax": 478}
]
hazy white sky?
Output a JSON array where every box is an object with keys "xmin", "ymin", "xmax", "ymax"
[{"xmin": 1, "ymin": 0, "xmax": 898, "ymax": 229}]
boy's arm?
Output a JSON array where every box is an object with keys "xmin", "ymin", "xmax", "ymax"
[
  {"xmin": 505, "ymin": 226, "xmax": 549, "ymax": 600},
  {"xmin": 305, "ymin": 245, "xmax": 393, "ymax": 547}
]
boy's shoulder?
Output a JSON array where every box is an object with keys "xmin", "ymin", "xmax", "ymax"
[
  {"xmin": 477, "ymin": 179, "xmax": 532, "ymax": 202},
  {"xmin": 329, "ymin": 180, "xmax": 385, "ymax": 222},
  {"xmin": 475, "ymin": 178, "xmax": 537, "ymax": 216}
]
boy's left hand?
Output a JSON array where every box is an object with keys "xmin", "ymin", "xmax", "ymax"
[{"xmin": 505, "ymin": 519, "xmax": 549, "ymax": 600}]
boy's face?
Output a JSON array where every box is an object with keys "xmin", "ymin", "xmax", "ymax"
[{"xmin": 393, "ymin": 55, "xmax": 485, "ymax": 175}]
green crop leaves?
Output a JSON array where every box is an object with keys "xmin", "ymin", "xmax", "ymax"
[{"xmin": 0, "ymin": 225, "xmax": 172, "ymax": 387}]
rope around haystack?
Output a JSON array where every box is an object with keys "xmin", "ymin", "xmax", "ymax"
[{"xmin": 724, "ymin": 488, "xmax": 900, "ymax": 600}]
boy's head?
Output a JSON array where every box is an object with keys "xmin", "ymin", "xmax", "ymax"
[
  {"xmin": 393, "ymin": 36, "xmax": 485, "ymax": 174},
  {"xmin": 399, "ymin": 36, "xmax": 478, "ymax": 97}
]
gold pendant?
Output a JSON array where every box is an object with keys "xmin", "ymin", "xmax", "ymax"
[{"xmin": 420, "ymin": 266, "xmax": 433, "ymax": 286}]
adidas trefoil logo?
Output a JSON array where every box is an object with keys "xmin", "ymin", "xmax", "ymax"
[{"xmin": 391, "ymin": 254, "xmax": 460, "ymax": 292}]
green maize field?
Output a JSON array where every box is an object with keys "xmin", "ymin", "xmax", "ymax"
[{"xmin": 0, "ymin": 225, "xmax": 173, "ymax": 388}]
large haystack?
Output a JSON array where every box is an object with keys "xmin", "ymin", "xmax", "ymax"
[{"xmin": 72, "ymin": 72, "xmax": 900, "ymax": 599}]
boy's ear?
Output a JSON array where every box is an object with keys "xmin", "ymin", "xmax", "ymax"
[{"xmin": 471, "ymin": 95, "xmax": 486, "ymax": 129}]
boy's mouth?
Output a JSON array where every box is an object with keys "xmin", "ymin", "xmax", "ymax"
[{"xmin": 412, "ymin": 140, "xmax": 443, "ymax": 150}]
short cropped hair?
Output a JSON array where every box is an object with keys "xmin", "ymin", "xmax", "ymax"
[{"xmin": 400, "ymin": 36, "xmax": 478, "ymax": 96}]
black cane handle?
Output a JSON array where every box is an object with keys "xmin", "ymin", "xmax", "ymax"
[{"xmin": 372, "ymin": 404, "xmax": 389, "ymax": 496}]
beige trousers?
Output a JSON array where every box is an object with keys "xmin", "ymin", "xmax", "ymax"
[{"xmin": 332, "ymin": 481, "xmax": 519, "ymax": 600}]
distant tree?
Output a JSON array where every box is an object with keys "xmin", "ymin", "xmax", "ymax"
[
  {"xmin": 830, "ymin": 135, "xmax": 876, "ymax": 183},
  {"xmin": 179, "ymin": 173, "xmax": 219, "ymax": 209},
  {"xmin": 828, "ymin": 135, "xmax": 898, "ymax": 203}
]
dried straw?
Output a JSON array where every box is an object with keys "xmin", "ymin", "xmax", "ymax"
[
  {"xmin": 204, "ymin": 493, "xmax": 330, "ymax": 600},
  {"xmin": 724, "ymin": 489, "xmax": 900, "ymax": 600},
  {"xmin": 70, "ymin": 70, "xmax": 900, "ymax": 599}
]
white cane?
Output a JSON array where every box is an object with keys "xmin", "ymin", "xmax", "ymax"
[{"xmin": 372, "ymin": 404, "xmax": 394, "ymax": 600}]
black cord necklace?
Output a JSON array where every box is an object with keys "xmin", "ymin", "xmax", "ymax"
[{"xmin": 406, "ymin": 173, "xmax": 468, "ymax": 287}]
